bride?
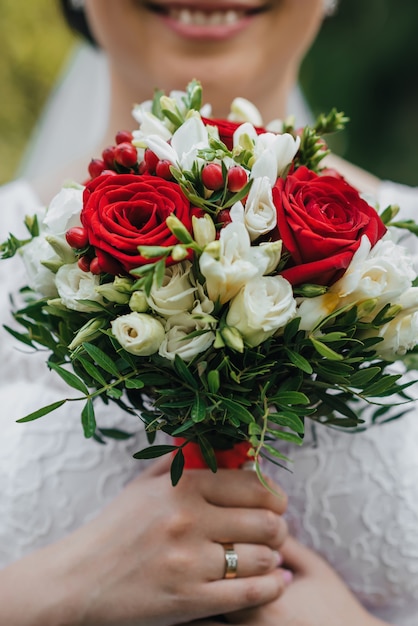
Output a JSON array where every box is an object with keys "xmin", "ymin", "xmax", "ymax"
[{"xmin": 0, "ymin": 1, "xmax": 417, "ymax": 624}]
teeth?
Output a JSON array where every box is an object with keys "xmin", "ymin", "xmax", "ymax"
[{"xmin": 170, "ymin": 8, "xmax": 243, "ymax": 26}]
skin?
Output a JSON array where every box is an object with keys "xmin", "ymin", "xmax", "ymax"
[
  {"xmin": 0, "ymin": 460, "xmax": 289, "ymax": 625},
  {"xmin": 21, "ymin": 1, "xmax": 386, "ymax": 624}
]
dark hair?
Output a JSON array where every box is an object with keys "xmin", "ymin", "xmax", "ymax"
[{"xmin": 59, "ymin": 0, "xmax": 97, "ymax": 46}]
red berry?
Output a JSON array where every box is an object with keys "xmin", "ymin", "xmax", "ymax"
[
  {"xmin": 101, "ymin": 169, "xmax": 118, "ymax": 177},
  {"xmin": 77, "ymin": 255, "xmax": 91, "ymax": 272},
  {"xmin": 114, "ymin": 142, "xmax": 138, "ymax": 168},
  {"xmin": 138, "ymin": 160, "xmax": 148, "ymax": 175},
  {"xmin": 217, "ymin": 209, "xmax": 232, "ymax": 226},
  {"xmin": 201, "ymin": 163, "xmax": 224, "ymax": 191},
  {"xmin": 102, "ymin": 146, "xmax": 116, "ymax": 169},
  {"xmin": 115, "ymin": 130, "xmax": 133, "ymax": 145},
  {"xmin": 227, "ymin": 165, "xmax": 248, "ymax": 193},
  {"xmin": 89, "ymin": 257, "xmax": 101, "ymax": 275},
  {"xmin": 66, "ymin": 227, "xmax": 89, "ymax": 249},
  {"xmin": 144, "ymin": 149, "xmax": 160, "ymax": 174},
  {"xmin": 155, "ymin": 159, "xmax": 172, "ymax": 180},
  {"xmin": 88, "ymin": 158, "xmax": 106, "ymax": 179}
]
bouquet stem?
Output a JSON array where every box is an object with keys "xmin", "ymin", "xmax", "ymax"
[{"xmin": 174, "ymin": 437, "xmax": 254, "ymax": 470}]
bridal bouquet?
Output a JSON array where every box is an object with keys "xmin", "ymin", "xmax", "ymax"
[{"xmin": 2, "ymin": 80, "xmax": 418, "ymax": 485}]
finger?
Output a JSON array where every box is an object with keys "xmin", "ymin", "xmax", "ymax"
[
  {"xmin": 208, "ymin": 507, "xmax": 288, "ymax": 551},
  {"xmin": 199, "ymin": 568, "xmax": 288, "ymax": 617},
  {"xmin": 280, "ymin": 535, "xmax": 328, "ymax": 575},
  {"xmin": 195, "ymin": 469, "xmax": 287, "ymax": 515},
  {"xmin": 210, "ymin": 543, "xmax": 282, "ymax": 580}
]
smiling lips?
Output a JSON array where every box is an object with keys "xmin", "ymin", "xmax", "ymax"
[{"xmin": 145, "ymin": 2, "xmax": 267, "ymax": 31}]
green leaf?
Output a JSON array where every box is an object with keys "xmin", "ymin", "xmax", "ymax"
[
  {"xmin": 76, "ymin": 356, "xmax": 108, "ymax": 386},
  {"xmin": 170, "ymin": 448, "xmax": 185, "ymax": 486},
  {"xmin": 3, "ymin": 325, "xmax": 36, "ymax": 348},
  {"xmin": 364, "ymin": 374, "xmax": 402, "ymax": 397},
  {"xmin": 173, "ymin": 354, "xmax": 198, "ymax": 389},
  {"xmin": 171, "ymin": 420, "xmax": 196, "ymax": 436},
  {"xmin": 133, "ymin": 444, "xmax": 177, "ymax": 459},
  {"xmin": 99, "ymin": 428, "xmax": 133, "ymax": 440},
  {"xmin": 16, "ymin": 399, "xmax": 67, "ymax": 423},
  {"xmin": 81, "ymin": 399, "xmax": 96, "ymax": 438},
  {"xmin": 272, "ymin": 391, "xmax": 310, "ymax": 406},
  {"xmin": 310, "ymin": 337, "xmax": 343, "ymax": 360},
  {"xmin": 268, "ymin": 411, "xmax": 305, "ymax": 434},
  {"xmin": 207, "ymin": 369, "xmax": 220, "ymax": 394},
  {"xmin": 125, "ymin": 378, "xmax": 145, "ymax": 390},
  {"xmin": 191, "ymin": 395, "xmax": 207, "ymax": 422},
  {"xmin": 49, "ymin": 362, "xmax": 89, "ymax": 395},
  {"xmin": 197, "ymin": 436, "xmax": 217, "ymax": 472},
  {"xmin": 83, "ymin": 343, "xmax": 121, "ymax": 377},
  {"xmin": 266, "ymin": 428, "xmax": 303, "ymax": 445},
  {"xmin": 349, "ymin": 366, "xmax": 381, "ymax": 388},
  {"xmin": 219, "ymin": 397, "xmax": 254, "ymax": 424},
  {"xmin": 285, "ymin": 349, "xmax": 313, "ymax": 374}
]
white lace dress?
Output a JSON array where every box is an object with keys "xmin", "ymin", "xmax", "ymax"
[{"xmin": 0, "ymin": 178, "xmax": 417, "ymax": 625}]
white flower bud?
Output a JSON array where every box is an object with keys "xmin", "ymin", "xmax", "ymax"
[
  {"xmin": 111, "ymin": 312, "xmax": 165, "ymax": 356},
  {"xmin": 192, "ymin": 214, "xmax": 217, "ymax": 248}
]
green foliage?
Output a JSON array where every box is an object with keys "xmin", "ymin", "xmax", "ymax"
[{"xmin": 5, "ymin": 288, "xmax": 415, "ymax": 485}]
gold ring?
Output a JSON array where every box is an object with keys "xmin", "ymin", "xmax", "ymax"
[{"xmin": 223, "ymin": 543, "xmax": 238, "ymax": 579}]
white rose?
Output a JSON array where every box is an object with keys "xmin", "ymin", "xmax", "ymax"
[
  {"xmin": 243, "ymin": 176, "xmax": 277, "ymax": 240},
  {"xmin": 111, "ymin": 312, "xmax": 165, "ymax": 356},
  {"xmin": 377, "ymin": 287, "xmax": 418, "ymax": 359},
  {"xmin": 55, "ymin": 264, "xmax": 104, "ymax": 312},
  {"xmin": 147, "ymin": 261, "xmax": 196, "ymax": 317},
  {"xmin": 43, "ymin": 186, "xmax": 83, "ymax": 236},
  {"xmin": 19, "ymin": 237, "xmax": 60, "ymax": 297},
  {"xmin": 158, "ymin": 312, "xmax": 215, "ymax": 362},
  {"xmin": 227, "ymin": 276, "xmax": 296, "ymax": 347}
]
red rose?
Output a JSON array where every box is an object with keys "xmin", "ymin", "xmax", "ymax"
[
  {"xmin": 81, "ymin": 173, "xmax": 192, "ymax": 275},
  {"xmin": 272, "ymin": 166, "xmax": 386, "ymax": 286},
  {"xmin": 202, "ymin": 117, "xmax": 267, "ymax": 150}
]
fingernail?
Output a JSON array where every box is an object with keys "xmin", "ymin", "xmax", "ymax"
[
  {"xmin": 282, "ymin": 569, "xmax": 293, "ymax": 585},
  {"xmin": 274, "ymin": 551, "xmax": 283, "ymax": 567}
]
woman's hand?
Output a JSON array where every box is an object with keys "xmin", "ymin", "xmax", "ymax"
[
  {"xmin": 224, "ymin": 536, "xmax": 391, "ymax": 626},
  {"xmin": 0, "ymin": 458, "xmax": 289, "ymax": 626}
]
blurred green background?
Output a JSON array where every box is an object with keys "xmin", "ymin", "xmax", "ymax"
[{"xmin": 0, "ymin": 0, "xmax": 417, "ymax": 186}]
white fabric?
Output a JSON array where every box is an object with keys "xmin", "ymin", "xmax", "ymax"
[{"xmin": 1, "ymin": 178, "xmax": 418, "ymax": 624}]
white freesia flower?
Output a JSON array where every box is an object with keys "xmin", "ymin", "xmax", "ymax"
[
  {"xmin": 227, "ymin": 276, "xmax": 296, "ymax": 347},
  {"xmin": 250, "ymin": 132, "xmax": 300, "ymax": 185},
  {"xmin": 111, "ymin": 312, "xmax": 165, "ymax": 356},
  {"xmin": 377, "ymin": 287, "xmax": 418, "ymax": 359},
  {"xmin": 147, "ymin": 261, "xmax": 196, "ymax": 317},
  {"xmin": 243, "ymin": 176, "xmax": 277, "ymax": 240},
  {"xmin": 298, "ymin": 235, "xmax": 416, "ymax": 331},
  {"xmin": 192, "ymin": 214, "xmax": 217, "ymax": 248},
  {"xmin": 55, "ymin": 264, "xmax": 104, "ymax": 312},
  {"xmin": 19, "ymin": 237, "xmax": 60, "ymax": 298},
  {"xmin": 199, "ymin": 215, "xmax": 281, "ymax": 304},
  {"xmin": 334, "ymin": 236, "xmax": 415, "ymax": 307},
  {"xmin": 158, "ymin": 312, "xmax": 215, "ymax": 362},
  {"xmin": 145, "ymin": 116, "xmax": 210, "ymax": 170},
  {"xmin": 229, "ymin": 97, "xmax": 263, "ymax": 126},
  {"xmin": 43, "ymin": 186, "xmax": 83, "ymax": 236}
]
